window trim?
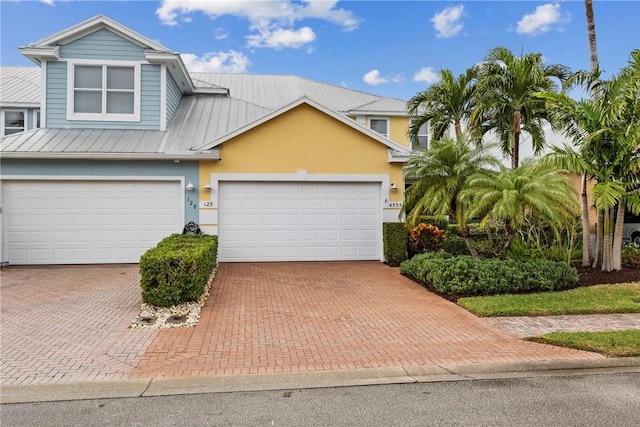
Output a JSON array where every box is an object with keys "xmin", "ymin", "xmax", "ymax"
[
  {"xmin": 66, "ymin": 59, "xmax": 141, "ymax": 122},
  {"xmin": 1, "ymin": 109, "xmax": 27, "ymax": 136},
  {"xmin": 369, "ymin": 117, "xmax": 389, "ymax": 137}
]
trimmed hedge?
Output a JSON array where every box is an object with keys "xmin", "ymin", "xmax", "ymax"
[
  {"xmin": 400, "ymin": 252, "xmax": 578, "ymax": 296},
  {"xmin": 383, "ymin": 222, "xmax": 408, "ymax": 266},
  {"xmin": 441, "ymin": 234, "xmax": 470, "ymax": 256},
  {"xmin": 140, "ymin": 234, "xmax": 218, "ymax": 307}
]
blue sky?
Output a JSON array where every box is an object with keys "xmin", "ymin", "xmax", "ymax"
[{"xmin": 1, "ymin": 1, "xmax": 638, "ymax": 101}]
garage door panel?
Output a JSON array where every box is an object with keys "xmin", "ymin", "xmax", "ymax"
[
  {"xmin": 218, "ymin": 181, "xmax": 381, "ymax": 262},
  {"xmin": 3, "ymin": 180, "xmax": 182, "ymax": 265}
]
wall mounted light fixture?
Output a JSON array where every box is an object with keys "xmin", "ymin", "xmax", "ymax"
[
  {"xmin": 203, "ymin": 183, "xmax": 212, "ymax": 191},
  {"xmin": 390, "ymin": 182, "xmax": 398, "ymax": 192},
  {"xmin": 185, "ymin": 182, "xmax": 195, "ymax": 192}
]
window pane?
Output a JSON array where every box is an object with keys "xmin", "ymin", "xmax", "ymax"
[
  {"xmin": 107, "ymin": 67, "xmax": 134, "ymax": 90},
  {"xmin": 370, "ymin": 119, "xmax": 387, "ymax": 136},
  {"xmin": 74, "ymin": 91, "xmax": 102, "ymax": 113},
  {"xmin": 4, "ymin": 111, "xmax": 24, "ymax": 127},
  {"xmin": 74, "ymin": 66, "xmax": 102, "ymax": 89},
  {"xmin": 4, "ymin": 128, "xmax": 23, "ymax": 135},
  {"xmin": 36, "ymin": 111, "xmax": 41, "ymax": 128},
  {"xmin": 107, "ymin": 92, "xmax": 134, "ymax": 114},
  {"xmin": 417, "ymin": 136, "xmax": 428, "ymax": 150},
  {"xmin": 419, "ymin": 123, "xmax": 428, "ymax": 135}
]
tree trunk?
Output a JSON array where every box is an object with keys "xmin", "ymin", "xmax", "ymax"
[
  {"xmin": 612, "ymin": 199, "xmax": 626, "ymax": 270},
  {"xmin": 584, "ymin": 0, "xmax": 599, "ymax": 74},
  {"xmin": 601, "ymin": 208, "xmax": 613, "ymax": 272},
  {"xmin": 592, "ymin": 209, "xmax": 603, "ymax": 269},
  {"xmin": 454, "ymin": 120, "xmax": 462, "ymax": 139},
  {"xmin": 512, "ymin": 111, "xmax": 521, "ymax": 169},
  {"xmin": 580, "ymin": 173, "xmax": 592, "ymax": 266}
]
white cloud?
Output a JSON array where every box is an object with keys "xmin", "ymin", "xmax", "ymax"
[
  {"xmin": 431, "ymin": 5, "xmax": 464, "ymax": 38},
  {"xmin": 363, "ymin": 69, "xmax": 388, "ymax": 86},
  {"xmin": 214, "ymin": 28, "xmax": 228, "ymax": 40},
  {"xmin": 247, "ymin": 27, "xmax": 316, "ymax": 49},
  {"xmin": 181, "ymin": 50, "xmax": 250, "ymax": 73},
  {"xmin": 516, "ymin": 3, "xmax": 569, "ymax": 36},
  {"xmin": 156, "ymin": 0, "xmax": 360, "ymax": 50},
  {"xmin": 363, "ymin": 70, "xmax": 402, "ymax": 86},
  {"xmin": 413, "ymin": 67, "xmax": 440, "ymax": 84},
  {"xmin": 41, "ymin": 0, "xmax": 55, "ymax": 5}
]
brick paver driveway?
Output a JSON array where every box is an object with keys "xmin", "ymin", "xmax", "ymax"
[{"xmin": 1, "ymin": 262, "xmax": 601, "ymax": 386}]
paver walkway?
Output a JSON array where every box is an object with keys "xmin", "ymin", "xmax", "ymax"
[
  {"xmin": 1, "ymin": 262, "xmax": 611, "ymax": 387},
  {"xmin": 485, "ymin": 313, "xmax": 640, "ymax": 339}
]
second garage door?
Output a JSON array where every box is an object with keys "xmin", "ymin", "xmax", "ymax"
[
  {"xmin": 218, "ymin": 182, "xmax": 381, "ymax": 262},
  {"xmin": 2, "ymin": 180, "xmax": 183, "ymax": 265}
]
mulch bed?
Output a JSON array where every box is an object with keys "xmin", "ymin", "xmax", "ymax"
[{"xmin": 574, "ymin": 264, "xmax": 640, "ymax": 287}]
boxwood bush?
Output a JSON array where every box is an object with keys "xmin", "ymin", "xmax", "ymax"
[
  {"xmin": 383, "ymin": 222, "xmax": 408, "ymax": 266},
  {"xmin": 400, "ymin": 252, "xmax": 578, "ymax": 296},
  {"xmin": 140, "ymin": 234, "xmax": 218, "ymax": 307}
]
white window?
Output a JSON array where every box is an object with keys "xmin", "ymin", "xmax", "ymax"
[
  {"xmin": 415, "ymin": 123, "xmax": 428, "ymax": 150},
  {"xmin": 369, "ymin": 118, "xmax": 389, "ymax": 137},
  {"xmin": 67, "ymin": 60, "xmax": 141, "ymax": 122},
  {"xmin": 1, "ymin": 109, "xmax": 26, "ymax": 136}
]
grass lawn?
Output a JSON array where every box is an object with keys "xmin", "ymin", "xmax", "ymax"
[
  {"xmin": 457, "ymin": 283, "xmax": 640, "ymax": 317},
  {"xmin": 526, "ymin": 330, "xmax": 640, "ymax": 357}
]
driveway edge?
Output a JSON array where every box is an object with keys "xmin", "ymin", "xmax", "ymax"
[{"xmin": 2, "ymin": 358, "xmax": 638, "ymax": 404}]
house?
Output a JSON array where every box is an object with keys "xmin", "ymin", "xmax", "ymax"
[{"xmin": 0, "ymin": 15, "xmax": 413, "ymax": 265}]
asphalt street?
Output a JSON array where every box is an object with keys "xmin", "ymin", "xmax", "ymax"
[{"xmin": 2, "ymin": 373, "xmax": 639, "ymax": 426}]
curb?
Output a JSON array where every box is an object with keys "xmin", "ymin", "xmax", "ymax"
[{"xmin": 2, "ymin": 357, "xmax": 639, "ymax": 404}]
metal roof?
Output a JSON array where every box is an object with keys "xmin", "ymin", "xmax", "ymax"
[
  {"xmin": 1, "ymin": 67, "xmax": 410, "ymax": 159},
  {"xmin": 0, "ymin": 67, "xmax": 41, "ymax": 107},
  {"xmin": 189, "ymin": 73, "xmax": 389, "ymax": 113}
]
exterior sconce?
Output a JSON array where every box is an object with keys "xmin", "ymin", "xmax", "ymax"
[
  {"xmin": 185, "ymin": 182, "xmax": 195, "ymax": 192},
  {"xmin": 203, "ymin": 183, "xmax": 212, "ymax": 191},
  {"xmin": 390, "ymin": 183, "xmax": 398, "ymax": 192}
]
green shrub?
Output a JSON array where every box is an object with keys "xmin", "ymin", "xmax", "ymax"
[
  {"xmin": 140, "ymin": 234, "xmax": 218, "ymax": 307},
  {"xmin": 441, "ymin": 234, "xmax": 470, "ymax": 256},
  {"xmin": 399, "ymin": 252, "xmax": 578, "ymax": 296},
  {"xmin": 383, "ymin": 222, "xmax": 408, "ymax": 266},
  {"xmin": 622, "ymin": 243, "xmax": 640, "ymax": 268}
]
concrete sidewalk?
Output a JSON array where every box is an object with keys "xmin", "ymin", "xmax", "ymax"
[{"xmin": 3, "ymin": 358, "xmax": 639, "ymax": 404}]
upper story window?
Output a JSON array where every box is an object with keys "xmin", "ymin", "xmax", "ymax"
[
  {"xmin": 1, "ymin": 110, "xmax": 26, "ymax": 136},
  {"xmin": 415, "ymin": 123, "xmax": 428, "ymax": 150},
  {"xmin": 369, "ymin": 118, "xmax": 389, "ymax": 137},
  {"xmin": 67, "ymin": 60, "xmax": 141, "ymax": 122}
]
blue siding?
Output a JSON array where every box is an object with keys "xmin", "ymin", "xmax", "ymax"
[
  {"xmin": 1, "ymin": 159, "xmax": 200, "ymax": 224},
  {"xmin": 166, "ymin": 72, "xmax": 181, "ymax": 125},
  {"xmin": 44, "ymin": 62, "xmax": 162, "ymax": 130},
  {"xmin": 59, "ymin": 29, "xmax": 146, "ymax": 61}
]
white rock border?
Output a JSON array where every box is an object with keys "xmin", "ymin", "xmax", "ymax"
[{"xmin": 130, "ymin": 267, "xmax": 217, "ymax": 329}]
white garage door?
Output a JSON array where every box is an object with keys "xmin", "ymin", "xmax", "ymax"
[
  {"xmin": 2, "ymin": 180, "xmax": 183, "ymax": 265},
  {"xmin": 218, "ymin": 182, "xmax": 381, "ymax": 262}
]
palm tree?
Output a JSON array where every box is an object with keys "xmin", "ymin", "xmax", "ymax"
[
  {"xmin": 461, "ymin": 160, "xmax": 579, "ymax": 254},
  {"xmin": 407, "ymin": 67, "xmax": 477, "ymax": 146},
  {"xmin": 470, "ymin": 46, "xmax": 571, "ymax": 169},
  {"xmin": 402, "ymin": 134, "xmax": 499, "ymax": 233},
  {"xmin": 584, "ymin": 0, "xmax": 599, "ymax": 74},
  {"xmin": 538, "ymin": 50, "xmax": 640, "ymax": 271}
]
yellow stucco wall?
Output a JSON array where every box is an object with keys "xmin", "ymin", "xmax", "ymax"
[
  {"xmin": 198, "ymin": 103, "xmax": 406, "ymax": 229},
  {"xmin": 199, "ymin": 103, "xmax": 404, "ymax": 198}
]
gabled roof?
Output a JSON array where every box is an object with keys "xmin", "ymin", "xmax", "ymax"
[
  {"xmin": 23, "ymin": 14, "xmax": 170, "ymax": 54},
  {"xmin": 17, "ymin": 15, "xmax": 218, "ymax": 95},
  {"xmin": 195, "ymin": 96, "xmax": 412, "ymax": 160},
  {"xmin": 349, "ymin": 97, "xmax": 408, "ymax": 116},
  {"xmin": 0, "ymin": 67, "xmax": 40, "ymax": 107}
]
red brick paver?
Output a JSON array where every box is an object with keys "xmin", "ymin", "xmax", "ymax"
[
  {"xmin": 0, "ymin": 265, "xmax": 157, "ymax": 386},
  {"xmin": 1, "ymin": 262, "xmax": 608, "ymax": 387},
  {"xmin": 131, "ymin": 262, "xmax": 602, "ymax": 379}
]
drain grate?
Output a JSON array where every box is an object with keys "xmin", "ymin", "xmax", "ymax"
[
  {"xmin": 166, "ymin": 315, "xmax": 187, "ymax": 325},
  {"xmin": 133, "ymin": 315, "xmax": 157, "ymax": 326}
]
